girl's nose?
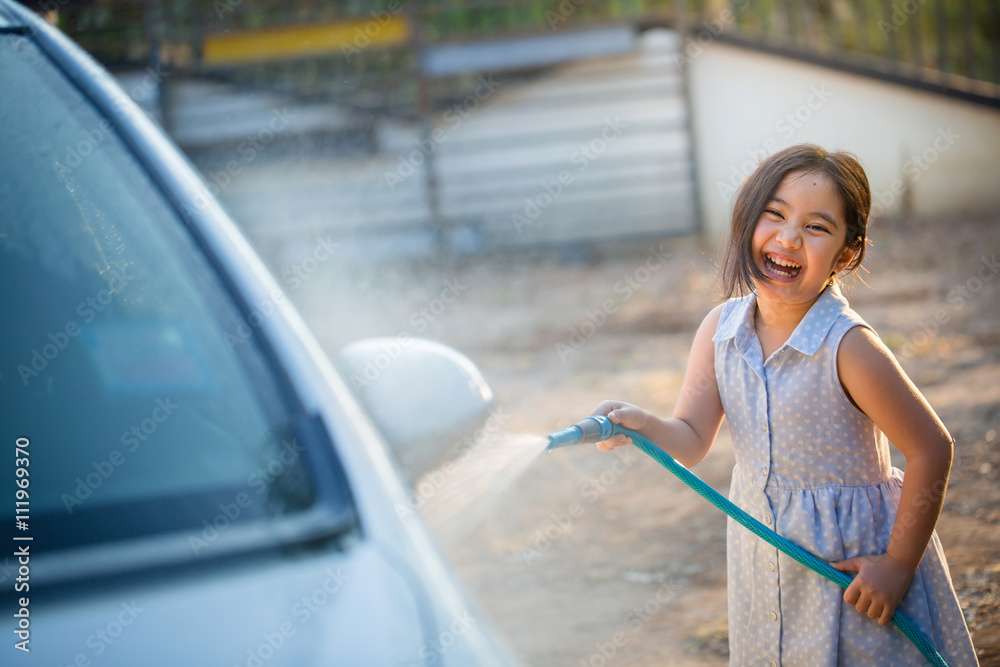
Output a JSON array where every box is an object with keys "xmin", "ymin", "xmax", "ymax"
[{"xmin": 776, "ymin": 225, "xmax": 801, "ymax": 248}]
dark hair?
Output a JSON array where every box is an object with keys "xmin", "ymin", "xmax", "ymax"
[{"xmin": 718, "ymin": 144, "xmax": 871, "ymax": 298}]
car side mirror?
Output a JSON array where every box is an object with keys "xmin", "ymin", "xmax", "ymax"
[{"xmin": 335, "ymin": 338, "xmax": 495, "ymax": 485}]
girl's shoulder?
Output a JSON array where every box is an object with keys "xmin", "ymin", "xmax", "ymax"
[
  {"xmin": 711, "ymin": 292, "xmax": 755, "ymax": 342},
  {"xmin": 823, "ymin": 287, "xmax": 875, "ymax": 348},
  {"xmin": 689, "ymin": 302, "xmax": 728, "ymax": 351}
]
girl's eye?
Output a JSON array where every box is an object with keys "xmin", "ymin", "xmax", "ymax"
[
  {"xmin": 765, "ymin": 209, "xmax": 782, "ymax": 218},
  {"xmin": 807, "ymin": 224, "xmax": 830, "ymax": 234}
]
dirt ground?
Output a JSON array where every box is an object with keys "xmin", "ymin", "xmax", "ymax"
[{"xmin": 283, "ymin": 211, "xmax": 1000, "ymax": 666}]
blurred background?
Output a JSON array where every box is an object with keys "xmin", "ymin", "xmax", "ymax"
[{"xmin": 27, "ymin": 0, "xmax": 1000, "ymax": 664}]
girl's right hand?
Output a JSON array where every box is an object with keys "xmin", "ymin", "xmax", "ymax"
[{"xmin": 590, "ymin": 400, "xmax": 650, "ymax": 451}]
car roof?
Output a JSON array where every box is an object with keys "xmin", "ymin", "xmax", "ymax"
[{"xmin": 0, "ymin": 3, "xmax": 25, "ymax": 30}]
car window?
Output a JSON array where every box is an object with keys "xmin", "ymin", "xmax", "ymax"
[{"xmin": 0, "ymin": 33, "xmax": 328, "ymax": 552}]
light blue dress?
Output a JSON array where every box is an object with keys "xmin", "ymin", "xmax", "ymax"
[{"xmin": 712, "ymin": 284, "xmax": 978, "ymax": 666}]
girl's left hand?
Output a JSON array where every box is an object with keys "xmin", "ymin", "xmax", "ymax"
[{"xmin": 831, "ymin": 553, "xmax": 915, "ymax": 625}]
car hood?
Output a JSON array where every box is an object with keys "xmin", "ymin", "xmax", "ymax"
[{"xmin": 3, "ymin": 543, "xmax": 462, "ymax": 666}]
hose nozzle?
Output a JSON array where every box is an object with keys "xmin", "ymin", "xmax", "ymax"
[{"xmin": 545, "ymin": 415, "xmax": 614, "ymax": 451}]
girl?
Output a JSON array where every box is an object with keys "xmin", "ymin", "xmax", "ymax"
[{"xmin": 592, "ymin": 145, "xmax": 978, "ymax": 665}]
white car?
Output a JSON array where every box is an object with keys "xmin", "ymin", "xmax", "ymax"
[{"xmin": 0, "ymin": 2, "xmax": 515, "ymax": 665}]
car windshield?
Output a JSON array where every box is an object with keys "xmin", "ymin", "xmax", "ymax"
[{"xmin": 0, "ymin": 33, "xmax": 328, "ymax": 552}]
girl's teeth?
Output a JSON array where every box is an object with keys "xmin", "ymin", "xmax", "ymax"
[
  {"xmin": 770, "ymin": 255, "xmax": 800, "ymax": 268},
  {"xmin": 765, "ymin": 254, "xmax": 800, "ymax": 278}
]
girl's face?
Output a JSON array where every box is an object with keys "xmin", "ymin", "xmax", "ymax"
[{"xmin": 751, "ymin": 169, "xmax": 856, "ymax": 305}]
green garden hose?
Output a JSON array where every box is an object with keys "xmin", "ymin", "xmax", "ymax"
[{"xmin": 546, "ymin": 415, "xmax": 948, "ymax": 667}]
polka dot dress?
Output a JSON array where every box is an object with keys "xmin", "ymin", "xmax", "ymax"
[{"xmin": 712, "ymin": 284, "xmax": 978, "ymax": 666}]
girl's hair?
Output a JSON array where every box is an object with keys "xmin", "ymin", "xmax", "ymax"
[{"xmin": 718, "ymin": 144, "xmax": 871, "ymax": 298}]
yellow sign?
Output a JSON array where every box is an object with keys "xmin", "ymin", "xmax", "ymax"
[{"xmin": 203, "ymin": 15, "xmax": 410, "ymax": 66}]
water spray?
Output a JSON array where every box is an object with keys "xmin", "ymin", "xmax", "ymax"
[{"xmin": 543, "ymin": 416, "xmax": 948, "ymax": 667}]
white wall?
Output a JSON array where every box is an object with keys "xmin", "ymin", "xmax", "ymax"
[{"xmin": 687, "ymin": 41, "xmax": 1000, "ymax": 242}]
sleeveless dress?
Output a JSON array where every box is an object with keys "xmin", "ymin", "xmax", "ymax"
[{"xmin": 712, "ymin": 283, "xmax": 978, "ymax": 666}]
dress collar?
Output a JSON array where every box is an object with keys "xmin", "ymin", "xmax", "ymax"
[{"xmin": 713, "ymin": 283, "xmax": 849, "ymax": 357}]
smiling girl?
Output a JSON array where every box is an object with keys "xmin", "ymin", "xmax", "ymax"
[{"xmin": 593, "ymin": 145, "xmax": 979, "ymax": 665}]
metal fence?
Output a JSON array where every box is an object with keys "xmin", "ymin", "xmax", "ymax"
[
  {"xmin": 713, "ymin": 0, "xmax": 1000, "ymax": 109},
  {"xmin": 55, "ymin": 1, "xmax": 1000, "ymax": 96},
  {"xmin": 46, "ymin": 0, "xmax": 1000, "ymax": 252}
]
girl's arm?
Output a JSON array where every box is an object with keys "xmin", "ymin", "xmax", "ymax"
[
  {"xmin": 832, "ymin": 325, "xmax": 954, "ymax": 625},
  {"xmin": 591, "ymin": 304, "xmax": 726, "ymax": 468}
]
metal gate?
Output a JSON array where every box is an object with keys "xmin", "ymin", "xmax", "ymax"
[{"xmin": 52, "ymin": 0, "xmax": 999, "ymax": 256}]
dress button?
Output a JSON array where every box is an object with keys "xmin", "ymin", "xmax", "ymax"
[
  {"xmin": 765, "ymin": 515, "xmax": 772, "ymax": 525},
  {"xmin": 761, "ymin": 466, "xmax": 768, "ymax": 476},
  {"xmin": 760, "ymin": 422, "xmax": 768, "ymax": 431},
  {"xmin": 770, "ymin": 611, "xmax": 778, "ymax": 622},
  {"xmin": 768, "ymin": 562, "xmax": 775, "ymax": 572}
]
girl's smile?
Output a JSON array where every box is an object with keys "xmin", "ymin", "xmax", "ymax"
[{"xmin": 762, "ymin": 251, "xmax": 802, "ymax": 280}]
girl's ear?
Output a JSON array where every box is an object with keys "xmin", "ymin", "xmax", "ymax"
[{"xmin": 833, "ymin": 244, "xmax": 858, "ymax": 273}]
